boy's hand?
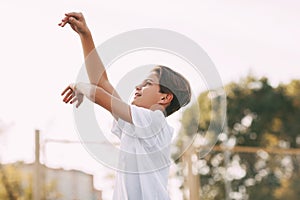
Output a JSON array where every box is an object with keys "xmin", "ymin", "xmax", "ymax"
[
  {"xmin": 58, "ymin": 12, "xmax": 90, "ymax": 36},
  {"xmin": 61, "ymin": 83, "xmax": 84, "ymax": 108}
]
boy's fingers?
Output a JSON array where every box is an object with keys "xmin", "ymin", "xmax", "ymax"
[
  {"xmin": 61, "ymin": 16, "xmax": 69, "ymax": 22},
  {"xmin": 65, "ymin": 93, "xmax": 75, "ymax": 103},
  {"xmin": 58, "ymin": 16, "xmax": 69, "ymax": 27},
  {"xmin": 66, "ymin": 17, "xmax": 81, "ymax": 28},
  {"xmin": 59, "ymin": 19, "xmax": 75, "ymax": 27},
  {"xmin": 63, "ymin": 90, "xmax": 73, "ymax": 102},
  {"xmin": 76, "ymin": 100, "xmax": 82, "ymax": 108},
  {"xmin": 59, "ymin": 21, "xmax": 68, "ymax": 27},
  {"xmin": 61, "ymin": 86, "xmax": 71, "ymax": 96},
  {"xmin": 70, "ymin": 97, "xmax": 79, "ymax": 104},
  {"xmin": 65, "ymin": 12, "xmax": 83, "ymax": 20}
]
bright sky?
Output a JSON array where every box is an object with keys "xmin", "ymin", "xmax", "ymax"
[{"xmin": 0, "ymin": 1, "xmax": 299, "ymax": 199}]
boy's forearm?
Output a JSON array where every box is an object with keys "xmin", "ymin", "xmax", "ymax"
[
  {"xmin": 79, "ymin": 32, "xmax": 121, "ymax": 101},
  {"xmin": 80, "ymin": 32, "xmax": 108, "ymax": 87},
  {"xmin": 75, "ymin": 82, "xmax": 132, "ymax": 123}
]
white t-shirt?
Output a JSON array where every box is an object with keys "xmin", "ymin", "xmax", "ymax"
[{"xmin": 111, "ymin": 105, "xmax": 174, "ymax": 200}]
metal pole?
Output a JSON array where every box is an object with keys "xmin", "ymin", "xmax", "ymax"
[
  {"xmin": 223, "ymin": 149, "xmax": 231, "ymax": 200},
  {"xmin": 34, "ymin": 129, "xmax": 41, "ymax": 200},
  {"xmin": 184, "ymin": 146, "xmax": 200, "ymax": 200},
  {"xmin": 223, "ymin": 117, "xmax": 232, "ymax": 200}
]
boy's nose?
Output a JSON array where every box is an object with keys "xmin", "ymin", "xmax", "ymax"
[{"xmin": 135, "ymin": 84, "xmax": 142, "ymax": 90}]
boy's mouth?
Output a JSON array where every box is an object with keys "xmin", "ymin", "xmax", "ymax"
[{"xmin": 134, "ymin": 92, "xmax": 142, "ymax": 99}]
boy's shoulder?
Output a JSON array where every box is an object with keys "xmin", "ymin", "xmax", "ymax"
[{"xmin": 130, "ymin": 105, "xmax": 166, "ymax": 126}]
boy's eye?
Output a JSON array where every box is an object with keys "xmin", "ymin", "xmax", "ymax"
[{"xmin": 141, "ymin": 81, "xmax": 152, "ymax": 86}]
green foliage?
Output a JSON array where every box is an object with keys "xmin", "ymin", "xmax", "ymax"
[
  {"xmin": 178, "ymin": 76, "xmax": 300, "ymax": 199},
  {"xmin": 0, "ymin": 164, "xmax": 61, "ymax": 200},
  {"xmin": 0, "ymin": 165, "xmax": 22, "ymax": 200}
]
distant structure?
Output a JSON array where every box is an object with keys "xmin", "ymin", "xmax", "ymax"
[{"xmin": 12, "ymin": 162, "xmax": 102, "ymax": 200}]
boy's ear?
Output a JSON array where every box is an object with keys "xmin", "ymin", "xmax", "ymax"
[{"xmin": 159, "ymin": 93, "xmax": 173, "ymax": 105}]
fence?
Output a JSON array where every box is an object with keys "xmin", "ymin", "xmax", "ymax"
[{"xmin": 182, "ymin": 143, "xmax": 300, "ymax": 200}]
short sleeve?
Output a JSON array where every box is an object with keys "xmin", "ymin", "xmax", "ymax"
[
  {"xmin": 131, "ymin": 105, "xmax": 155, "ymax": 127},
  {"xmin": 111, "ymin": 118, "xmax": 126, "ymax": 139},
  {"xmin": 130, "ymin": 105, "xmax": 167, "ymax": 138},
  {"xmin": 111, "ymin": 118, "xmax": 134, "ymax": 139},
  {"xmin": 111, "ymin": 105, "xmax": 173, "ymax": 147}
]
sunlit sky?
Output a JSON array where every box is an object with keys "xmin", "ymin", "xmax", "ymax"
[{"xmin": 0, "ymin": 0, "xmax": 299, "ymax": 199}]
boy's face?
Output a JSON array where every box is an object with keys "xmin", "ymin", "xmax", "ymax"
[{"xmin": 131, "ymin": 72, "xmax": 164, "ymax": 109}]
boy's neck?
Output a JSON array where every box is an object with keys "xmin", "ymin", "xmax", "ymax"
[{"xmin": 150, "ymin": 104, "xmax": 167, "ymax": 116}]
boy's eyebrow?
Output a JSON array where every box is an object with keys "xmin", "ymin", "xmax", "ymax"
[
  {"xmin": 145, "ymin": 78, "xmax": 154, "ymax": 82},
  {"xmin": 142, "ymin": 78, "xmax": 159, "ymax": 84},
  {"xmin": 142, "ymin": 78, "xmax": 156, "ymax": 83}
]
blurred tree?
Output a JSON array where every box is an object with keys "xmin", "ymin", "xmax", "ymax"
[
  {"xmin": 0, "ymin": 121, "xmax": 17, "ymax": 200},
  {"xmin": 176, "ymin": 77, "xmax": 300, "ymax": 200},
  {"xmin": 0, "ymin": 124, "xmax": 61, "ymax": 200},
  {"xmin": 0, "ymin": 164, "xmax": 61, "ymax": 200},
  {"xmin": 0, "ymin": 165, "xmax": 19, "ymax": 200}
]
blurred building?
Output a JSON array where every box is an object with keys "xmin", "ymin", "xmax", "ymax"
[{"xmin": 8, "ymin": 162, "xmax": 102, "ymax": 200}]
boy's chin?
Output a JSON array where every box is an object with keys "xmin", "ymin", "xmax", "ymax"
[{"xmin": 131, "ymin": 100, "xmax": 142, "ymax": 107}]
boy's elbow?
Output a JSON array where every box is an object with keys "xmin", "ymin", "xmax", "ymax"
[
  {"xmin": 98, "ymin": 76, "xmax": 109, "ymax": 87},
  {"xmin": 101, "ymin": 80, "xmax": 113, "ymax": 90}
]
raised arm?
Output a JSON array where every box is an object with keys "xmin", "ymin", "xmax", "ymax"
[{"xmin": 58, "ymin": 12, "xmax": 121, "ymax": 100}]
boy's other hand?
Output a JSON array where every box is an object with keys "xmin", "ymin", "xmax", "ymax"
[
  {"xmin": 58, "ymin": 12, "xmax": 90, "ymax": 36},
  {"xmin": 61, "ymin": 84, "xmax": 84, "ymax": 108}
]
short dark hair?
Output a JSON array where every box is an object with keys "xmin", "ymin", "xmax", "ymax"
[{"xmin": 152, "ymin": 65, "xmax": 191, "ymax": 116}]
